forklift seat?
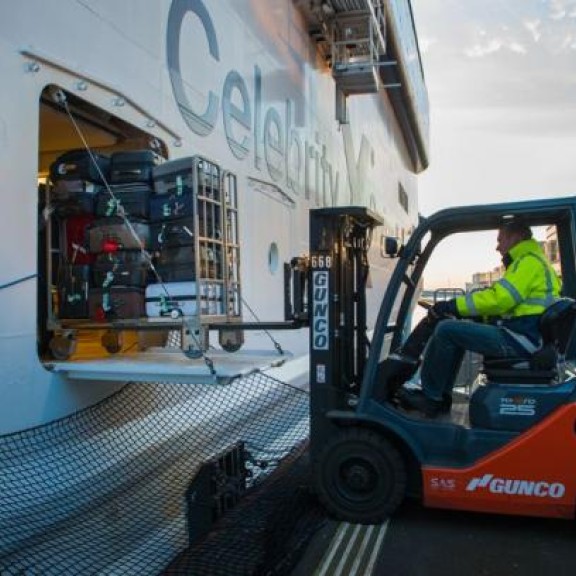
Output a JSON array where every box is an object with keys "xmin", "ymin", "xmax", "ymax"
[{"xmin": 483, "ymin": 298, "xmax": 576, "ymax": 384}]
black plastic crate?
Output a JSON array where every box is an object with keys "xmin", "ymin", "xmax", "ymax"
[{"xmin": 186, "ymin": 442, "xmax": 248, "ymax": 545}]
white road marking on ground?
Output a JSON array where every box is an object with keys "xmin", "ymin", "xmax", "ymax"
[
  {"xmin": 365, "ymin": 520, "xmax": 391, "ymax": 573},
  {"xmin": 316, "ymin": 523, "xmax": 353, "ymax": 576},
  {"xmin": 333, "ymin": 523, "xmax": 363, "ymax": 576},
  {"xmin": 348, "ymin": 524, "xmax": 376, "ymax": 576},
  {"xmin": 315, "ymin": 520, "xmax": 391, "ymax": 576}
]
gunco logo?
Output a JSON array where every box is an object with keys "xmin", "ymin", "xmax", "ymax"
[
  {"xmin": 466, "ymin": 474, "xmax": 565, "ymax": 498},
  {"xmin": 312, "ymin": 271, "xmax": 329, "ymax": 350}
]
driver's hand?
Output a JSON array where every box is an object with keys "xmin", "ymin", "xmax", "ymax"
[{"xmin": 429, "ymin": 299, "xmax": 459, "ymax": 319}]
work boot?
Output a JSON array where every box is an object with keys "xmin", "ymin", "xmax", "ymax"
[
  {"xmin": 397, "ymin": 388, "xmax": 451, "ymax": 418},
  {"xmin": 375, "ymin": 353, "xmax": 420, "ymax": 401}
]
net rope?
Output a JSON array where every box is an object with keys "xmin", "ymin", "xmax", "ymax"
[{"xmin": 0, "ymin": 373, "xmax": 309, "ymax": 575}]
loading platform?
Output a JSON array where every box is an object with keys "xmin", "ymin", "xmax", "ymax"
[{"xmin": 47, "ymin": 348, "xmax": 295, "ymax": 385}]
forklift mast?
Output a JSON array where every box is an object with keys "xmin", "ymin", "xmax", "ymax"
[{"xmin": 308, "ymin": 207, "xmax": 383, "ymax": 462}]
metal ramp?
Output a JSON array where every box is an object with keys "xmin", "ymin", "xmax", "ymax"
[{"xmin": 47, "ymin": 349, "xmax": 293, "ymax": 385}]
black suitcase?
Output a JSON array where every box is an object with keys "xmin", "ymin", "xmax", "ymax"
[
  {"xmin": 155, "ymin": 245, "xmax": 221, "ymax": 281},
  {"xmin": 92, "ymin": 250, "xmax": 151, "ymax": 288},
  {"xmin": 197, "ymin": 205, "xmax": 222, "ymax": 239},
  {"xmin": 88, "ymin": 287, "xmax": 146, "ymax": 320},
  {"xmin": 53, "ymin": 179, "xmax": 103, "ymax": 195},
  {"xmin": 156, "ymin": 246, "xmax": 195, "ymax": 282},
  {"xmin": 150, "ymin": 191, "xmax": 195, "ymax": 221},
  {"xmin": 52, "ymin": 192, "xmax": 96, "ymax": 217},
  {"xmin": 152, "ymin": 157, "xmax": 194, "ymax": 196},
  {"xmin": 95, "ymin": 184, "xmax": 152, "ymax": 219},
  {"xmin": 110, "ymin": 150, "xmax": 161, "ymax": 184},
  {"xmin": 151, "ymin": 217, "xmax": 195, "ymax": 250},
  {"xmin": 197, "ymin": 157, "xmax": 221, "ymax": 200},
  {"xmin": 88, "ymin": 217, "xmax": 151, "ymax": 253},
  {"xmin": 51, "ymin": 180, "xmax": 104, "ymax": 217},
  {"xmin": 50, "ymin": 149, "xmax": 110, "ymax": 184},
  {"xmin": 58, "ymin": 265, "xmax": 90, "ymax": 319},
  {"xmin": 156, "ymin": 262, "xmax": 195, "ymax": 283}
]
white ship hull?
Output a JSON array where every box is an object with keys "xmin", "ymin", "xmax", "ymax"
[{"xmin": 0, "ymin": 0, "xmax": 426, "ymax": 433}]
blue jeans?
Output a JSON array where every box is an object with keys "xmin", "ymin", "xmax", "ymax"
[{"xmin": 421, "ymin": 320, "xmax": 530, "ymax": 401}]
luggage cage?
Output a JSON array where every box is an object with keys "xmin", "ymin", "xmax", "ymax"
[{"xmin": 43, "ymin": 154, "xmax": 244, "ymax": 360}]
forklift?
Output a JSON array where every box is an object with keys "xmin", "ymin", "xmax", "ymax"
[{"xmin": 308, "ymin": 199, "xmax": 576, "ymax": 523}]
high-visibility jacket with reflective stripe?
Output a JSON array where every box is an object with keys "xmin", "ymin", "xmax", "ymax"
[{"xmin": 455, "ymin": 238, "xmax": 561, "ymax": 319}]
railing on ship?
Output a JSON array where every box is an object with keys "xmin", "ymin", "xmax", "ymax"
[{"xmin": 385, "ymin": 0, "xmax": 429, "ymax": 169}]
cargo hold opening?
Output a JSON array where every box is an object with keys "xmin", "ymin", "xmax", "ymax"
[{"xmin": 36, "ymin": 86, "xmax": 267, "ymax": 384}]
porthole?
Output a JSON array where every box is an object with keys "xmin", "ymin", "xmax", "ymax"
[{"xmin": 268, "ymin": 242, "xmax": 279, "ymax": 274}]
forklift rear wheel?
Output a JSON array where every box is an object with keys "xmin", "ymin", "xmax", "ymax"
[{"xmin": 315, "ymin": 428, "xmax": 407, "ymax": 524}]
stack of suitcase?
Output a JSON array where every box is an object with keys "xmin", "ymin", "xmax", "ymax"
[
  {"xmin": 87, "ymin": 150, "xmax": 160, "ymax": 320},
  {"xmin": 50, "ymin": 149, "xmax": 110, "ymax": 319},
  {"xmin": 50, "ymin": 150, "xmax": 226, "ymax": 323},
  {"xmin": 145, "ymin": 158, "xmax": 224, "ymax": 317},
  {"xmin": 50, "ymin": 149, "xmax": 159, "ymax": 321}
]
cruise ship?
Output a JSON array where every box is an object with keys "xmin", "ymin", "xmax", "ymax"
[{"xmin": 0, "ymin": 1, "xmax": 428, "ymax": 573}]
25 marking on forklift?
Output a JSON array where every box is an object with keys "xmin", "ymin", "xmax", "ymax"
[{"xmin": 499, "ymin": 396, "xmax": 537, "ymax": 416}]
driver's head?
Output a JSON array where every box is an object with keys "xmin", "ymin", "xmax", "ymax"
[{"xmin": 497, "ymin": 220, "xmax": 532, "ymax": 257}]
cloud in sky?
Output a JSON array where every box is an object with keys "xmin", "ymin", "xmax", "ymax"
[
  {"xmin": 548, "ymin": 0, "xmax": 576, "ymax": 19},
  {"xmin": 412, "ymin": 0, "xmax": 576, "ymax": 123},
  {"xmin": 410, "ymin": 0, "xmax": 576, "ymax": 286},
  {"xmin": 524, "ymin": 19, "xmax": 541, "ymax": 42}
]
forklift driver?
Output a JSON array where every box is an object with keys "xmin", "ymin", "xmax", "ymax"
[{"xmin": 395, "ymin": 220, "xmax": 562, "ymax": 418}]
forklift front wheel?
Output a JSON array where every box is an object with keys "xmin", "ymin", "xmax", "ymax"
[{"xmin": 314, "ymin": 428, "xmax": 407, "ymax": 524}]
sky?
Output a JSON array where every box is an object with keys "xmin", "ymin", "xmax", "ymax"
[{"xmin": 410, "ymin": 0, "xmax": 576, "ymax": 288}]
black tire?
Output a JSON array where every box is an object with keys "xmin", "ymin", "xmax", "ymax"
[{"xmin": 314, "ymin": 427, "xmax": 407, "ymax": 524}]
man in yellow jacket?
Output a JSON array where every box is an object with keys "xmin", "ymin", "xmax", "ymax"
[{"xmin": 398, "ymin": 220, "xmax": 562, "ymax": 417}]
